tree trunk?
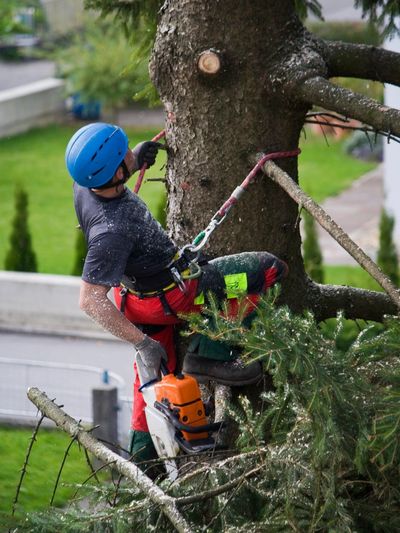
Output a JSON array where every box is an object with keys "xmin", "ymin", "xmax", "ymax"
[{"xmin": 150, "ymin": 0, "xmax": 317, "ymax": 311}]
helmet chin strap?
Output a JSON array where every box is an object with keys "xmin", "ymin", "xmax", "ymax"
[{"xmin": 92, "ymin": 161, "xmax": 131, "ymax": 191}]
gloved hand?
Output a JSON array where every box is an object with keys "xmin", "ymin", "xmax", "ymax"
[
  {"xmin": 135, "ymin": 335, "xmax": 167, "ymax": 369},
  {"xmin": 133, "ymin": 141, "xmax": 162, "ymax": 169}
]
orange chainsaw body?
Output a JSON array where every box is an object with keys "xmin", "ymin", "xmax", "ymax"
[{"xmin": 154, "ymin": 373, "xmax": 209, "ymax": 441}]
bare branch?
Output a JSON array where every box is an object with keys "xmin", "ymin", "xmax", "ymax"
[
  {"xmin": 12, "ymin": 412, "xmax": 45, "ymax": 515},
  {"xmin": 50, "ymin": 435, "xmax": 77, "ymax": 506},
  {"xmin": 298, "ymin": 77, "xmax": 400, "ymax": 137},
  {"xmin": 27, "ymin": 388, "xmax": 193, "ymax": 533},
  {"xmin": 259, "ymin": 158, "xmax": 400, "ymax": 311},
  {"xmin": 306, "ymin": 280, "xmax": 398, "ymax": 322},
  {"xmin": 304, "ymin": 112, "xmax": 400, "ymax": 144},
  {"xmin": 323, "ymin": 41, "xmax": 400, "ymax": 87}
]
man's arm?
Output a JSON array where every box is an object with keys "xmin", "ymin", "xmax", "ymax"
[{"xmin": 79, "ymin": 280, "xmax": 145, "ymax": 344}]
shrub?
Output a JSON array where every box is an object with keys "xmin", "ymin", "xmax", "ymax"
[
  {"xmin": 377, "ymin": 209, "xmax": 399, "ymax": 285},
  {"xmin": 71, "ymin": 229, "xmax": 87, "ymax": 277},
  {"xmin": 302, "ymin": 211, "xmax": 324, "ymax": 283},
  {"xmin": 5, "ymin": 187, "xmax": 37, "ymax": 272}
]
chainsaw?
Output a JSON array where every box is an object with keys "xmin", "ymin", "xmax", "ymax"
[{"xmin": 135, "ymin": 352, "xmax": 225, "ymax": 479}]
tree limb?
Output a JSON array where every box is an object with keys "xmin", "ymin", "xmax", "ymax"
[
  {"xmin": 306, "ymin": 280, "xmax": 397, "ymax": 322},
  {"xmin": 27, "ymin": 387, "xmax": 193, "ymax": 533},
  {"xmin": 297, "ymin": 76, "xmax": 400, "ymax": 138},
  {"xmin": 259, "ymin": 158, "xmax": 400, "ymax": 312},
  {"xmin": 323, "ymin": 41, "xmax": 400, "ymax": 87}
]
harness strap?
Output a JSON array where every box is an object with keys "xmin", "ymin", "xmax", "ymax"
[
  {"xmin": 158, "ymin": 292, "xmax": 179, "ymax": 318},
  {"xmin": 119, "ymin": 287, "xmax": 128, "ymax": 314}
]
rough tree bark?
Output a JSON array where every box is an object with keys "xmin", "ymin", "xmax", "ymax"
[{"xmin": 149, "ymin": 0, "xmax": 400, "ymax": 320}]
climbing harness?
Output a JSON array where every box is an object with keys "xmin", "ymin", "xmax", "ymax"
[{"xmin": 131, "ymin": 130, "xmax": 300, "ymax": 300}]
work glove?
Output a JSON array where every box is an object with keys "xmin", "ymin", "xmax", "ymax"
[
  {"xmin": 133, "ymin": 141, "xmax": 162, "ymax": 169},
  {"xmin": 135, "ymin": 335, "xmax": 167, "ymax": 369}
]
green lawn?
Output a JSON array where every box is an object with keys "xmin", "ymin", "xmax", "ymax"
[
  {"xmin": 325, "ymin": 264, "xmax": 382, "ymax": 292},
  {"xmin": 0, "ymin": 426, "xmax": 92, "ymax": 518},
  {"xmin": 0, "ymin": 124, "xmax": 166, "ymax": 274},
  {"xmin": 298, "ymin": 131, "xmax": 376, "ymax": 202}
]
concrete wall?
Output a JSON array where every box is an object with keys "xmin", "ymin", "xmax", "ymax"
[
  {"xmin": 0, "ymin": 78, "xmax": 65, "ymax": 139},
  {"xmin": 0, "ymin": 270, "xmax": 115, "ymax": 340}
]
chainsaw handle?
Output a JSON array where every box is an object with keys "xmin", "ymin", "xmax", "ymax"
[
  {"xmin": 160, "ymin": 360, "xmax": 170, "ymax": 376},
  {"xmin": 155, "ymin": 401, "xmax": 225, "ymax": 434}
]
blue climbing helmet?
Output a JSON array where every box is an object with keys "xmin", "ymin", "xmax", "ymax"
[{"xmin": 65, "ymin": 123, "xmax": 129, "ymax": 188}]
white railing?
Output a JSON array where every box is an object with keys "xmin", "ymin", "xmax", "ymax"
[{"xmin": 0, "ymin": 357, "xmax": 132, "ymax": 446}]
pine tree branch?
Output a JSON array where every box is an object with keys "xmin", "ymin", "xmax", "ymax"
[
  {"xmin": 297, "ymin": 76, "xmax": 400, "ymax": 137},
  {"xmin": 175, "ymin": 464, "xmax": 264, "ymax": 505},
  {"xmin": 259, "ymin": 158, "xmax": 400, "ymax": 312},
  {"xmin": 307, "ymin": 281, "xmax": 397, "ymax": 322},
  {"xmin": 27, "ymin": 388, "xmax": 193, "ymax": 533},
  {"xmin": 323, "ymin": 41, "xmax": 400, "ymax": 86}
]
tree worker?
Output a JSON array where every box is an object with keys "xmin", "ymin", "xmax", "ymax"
[{"xmin": 65, "ymin": 122, "xmax": 288, "ymax": 467}]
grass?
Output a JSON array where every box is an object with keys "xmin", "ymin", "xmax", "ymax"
[
  {"xmin": 298, "ymin": 130, "xmax": 376, "ymax": 202},
  {"xmin": 0, "ymin": 124, "xmax": 166, "ymax": 274},
  {"xmin": 0, "ymin": 426, "xmax": 93, "ymax": 517},
  {"xmin": 324, "ymin": 264, "xmax": 382, "ymax": 292}
]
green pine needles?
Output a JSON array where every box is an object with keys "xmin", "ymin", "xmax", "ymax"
[
  {"xmin": 5, "ymin": 187, "xmax": 37, "ymax": 272},
  {"xmin": 185, "ymin": 290, "xmax": 400, "ymax": 531},
  {"xmin": 15, "ymin": 291, "xmax": 400, "ymax": 532}
]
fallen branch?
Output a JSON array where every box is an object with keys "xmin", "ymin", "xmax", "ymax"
[
  {"xmin": 259, "ymin": 158, "xmax": 400, "ymax": 311},
  {"xmin": 27, "ymin": 387, "xmax": 193, "ymax": 533}
]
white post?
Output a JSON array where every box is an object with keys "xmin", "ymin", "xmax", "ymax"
[{"xmin": 384, "ymin": 35, "xmax": 400, "ymax": 250}]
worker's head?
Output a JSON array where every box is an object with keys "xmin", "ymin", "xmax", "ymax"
[{"xmin": 65, "ymin": 123, "xmax": 130, "ymax": 188}]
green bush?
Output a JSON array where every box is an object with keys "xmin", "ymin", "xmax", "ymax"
[
  {"xmin": 71, "ymin": 229, "xmax": 87, "ymax": 277},
  {"xmin": 56, "ymin": 16, "xmax": 158, "ymax": 112},
  {"xmin": 377, "ymin": 209, "xmax": 399, "ymax": 285},
  {"xmin": 302, "ymin": 211, "xmax": 324, "ymax": 283},
  {"xmin": 5, "ymin": 187, "xmax": 37, "ymax": 272}
]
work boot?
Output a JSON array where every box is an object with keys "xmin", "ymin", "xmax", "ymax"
[
  {"xmin": 128, "ymin": 430, "xmax": 163, "ymax": 480},
  {"xmin": 182, "ymin": 352, "xmax": 263, "ymax": 386}
]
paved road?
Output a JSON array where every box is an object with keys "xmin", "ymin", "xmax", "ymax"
[
  {"xmin": 0, "ymin": 59, "xmax": 56, "ymax": 91},
  {"xmin": 316, "ymin": 166, "xmax": 384, "ymax": 265},
  {"xmin": 0, "ymin": 331, "xmax": 134, "ymax": 428}
]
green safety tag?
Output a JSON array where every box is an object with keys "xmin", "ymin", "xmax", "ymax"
[
  {"xmin": 194, "ymin": 292, "xmax": 205, "ymax": 305},
  {"xmin": 224, "ymin": 273, "xmax": 247, "ymax": 298}
]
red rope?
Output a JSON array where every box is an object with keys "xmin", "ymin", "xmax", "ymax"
[
  {"xmin": 216, "ymin": 148, "xmax": 301, "ymax": 218},
  {"xmin": 133, "ymin": 130, "xmax": 166, "ymax": 194}
]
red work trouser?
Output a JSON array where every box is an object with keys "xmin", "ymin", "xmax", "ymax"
[{"xmin": 113, "ymin": 252, "xmax": 288, "ymax": 432}]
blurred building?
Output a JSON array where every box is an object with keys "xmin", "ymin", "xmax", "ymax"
[{"xmin": 40, "ymin": 0, "xmax": 85, "ymax": 35}]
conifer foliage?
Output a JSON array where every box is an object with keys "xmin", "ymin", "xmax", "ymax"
[
  {"xmin": 377, "ymin": 209, "xmax": 399, "ymax": 286},
  {"xmin": 16, "ymin": 291, "xmax": 400, "ymax": 532},
  {"xmin": 5, "ymin": 187, "xmax": 37, "ymax": 272}
]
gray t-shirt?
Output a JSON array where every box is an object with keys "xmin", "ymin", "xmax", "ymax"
[{"xmin": 74, "ymin": 184, "xmax": 176, "ymax": 287}]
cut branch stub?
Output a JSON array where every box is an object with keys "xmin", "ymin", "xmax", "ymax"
[{"xmin": 197, "ymin": 49, "xmax": 222, "ymax": 75}]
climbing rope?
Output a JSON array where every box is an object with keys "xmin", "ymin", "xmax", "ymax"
[
  {"xmin": 183, "ymin": 148, "xmax": 301, "ymax": 255},
  {"xmin": 133, "ymin": 129, "xmax": 166, "ymax": 194},
  {"xmin": 133, "ymin": 129, "xmax": 300, "ymax": 255}
]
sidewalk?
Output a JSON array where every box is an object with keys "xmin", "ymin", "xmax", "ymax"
[{"xmin": 316, "ymin": 165, "xmax": 384, "ymax": 265}]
